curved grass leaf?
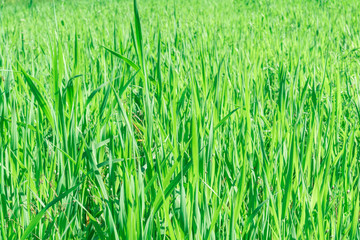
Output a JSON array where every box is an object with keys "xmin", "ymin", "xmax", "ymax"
[
  {"xmin": 17, "ymin": 63, "xmax": 54, "ymax": 129},
  {"xmin": 20, "ymin": 183, "xmax": 81, "ymax": 240}
]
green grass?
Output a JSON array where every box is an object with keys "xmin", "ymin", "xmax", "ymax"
[{"xmin": 1, "ymin": 0, "xmax": 360, "ymax": 239}]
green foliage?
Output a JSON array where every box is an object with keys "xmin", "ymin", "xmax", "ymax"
[{"xmin": 0, "ymin": 0, "xmax": 360, "ymax": 239}]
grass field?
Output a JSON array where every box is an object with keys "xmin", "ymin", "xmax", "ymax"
[{"xmin": 1, "ymin": 0, "xmax": 360, "ymax": 239}]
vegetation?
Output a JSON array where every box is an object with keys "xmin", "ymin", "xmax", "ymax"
[{"xmin": 0, "ymin": 0, "xmax": 360, "ymax": 239}]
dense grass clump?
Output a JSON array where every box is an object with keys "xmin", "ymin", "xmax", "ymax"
[{"xmin": 0, "ymin": 0, "xmax": 360, "ymax": 239}]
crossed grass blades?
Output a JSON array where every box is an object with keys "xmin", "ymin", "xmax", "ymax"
[{"xmin": 0, "ymin": 0, "xmax": 360, "ymax": 239}]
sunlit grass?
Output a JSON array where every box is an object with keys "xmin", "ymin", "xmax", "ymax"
[{"xmin": 0, "ymin": 0, "xmax": 359, "ymax": 239}]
